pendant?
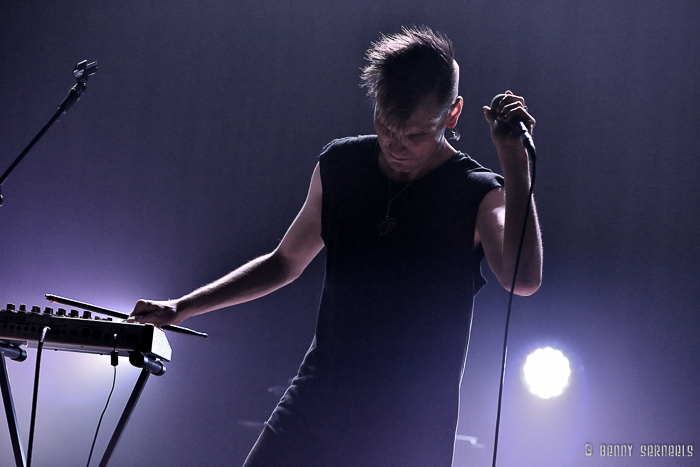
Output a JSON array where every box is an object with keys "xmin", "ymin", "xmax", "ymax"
[{"xmin": 377, "ymin": 217, "xmax": 397, "ymax": 236}]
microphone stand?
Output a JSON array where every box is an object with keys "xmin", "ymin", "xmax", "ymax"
[
  {"xmin": 0, "ymin": 60, "xmax": 97, "ymax": 467},
  {"xmin": 0, "ymin": 60, "xmax": 98, "ymax": 207}
]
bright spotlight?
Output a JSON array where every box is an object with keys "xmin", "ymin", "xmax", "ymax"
[{"xmin": 523, "ymin": 347, "xmax": 571, "ymax": 399}]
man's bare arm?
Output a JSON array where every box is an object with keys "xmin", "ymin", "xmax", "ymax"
[
  {"xmin": 130, "ymin": 163, "xmax": 324, "ymax": 326},
  {"xmin": 476, "ymin": 186, "xmax": 542, "ymax": 295},
  {"xmin": 476, "ymin": 91, "xmax": 542, "ymax": 295}
]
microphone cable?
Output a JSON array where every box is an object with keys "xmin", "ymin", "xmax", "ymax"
[
  {"xmin": 491, "ymin": 139, "xmax": 537, "ymax": 467},
  {"xmin": 86, "ymin": 334, "xmax": 119, "ymax": 467}
]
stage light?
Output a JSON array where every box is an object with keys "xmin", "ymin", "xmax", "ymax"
[{"xmin": 523, "ymin": 347, "xmax": 571, "ymax": 399}]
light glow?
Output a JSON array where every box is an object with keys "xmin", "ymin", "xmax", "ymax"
[{"xmin": 523, "ymin": 347, "xmax": 571, "ymax": 399}]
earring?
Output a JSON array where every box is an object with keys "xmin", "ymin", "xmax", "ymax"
[{"xmin": 449, "ymin": 128, "xmax": 460, "ymax": 141}]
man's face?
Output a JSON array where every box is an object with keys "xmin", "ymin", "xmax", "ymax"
[{"xmin": 374, "ymin": 99, "xmax": 451, "ymax": 181}]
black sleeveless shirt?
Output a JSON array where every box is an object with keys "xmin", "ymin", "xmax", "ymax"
[{"xmin": 266, "ymin": 135, "xmax": 503, "ymax": 466}]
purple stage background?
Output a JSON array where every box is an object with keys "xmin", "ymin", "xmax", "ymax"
[{"xmin": 1, "ymin": 1, "xmax": 698, "ymax": 466}]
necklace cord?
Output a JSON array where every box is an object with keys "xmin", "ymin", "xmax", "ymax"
[{"xmin": 378, "ymin": 180, "xmax": 414, "ymax": 235}]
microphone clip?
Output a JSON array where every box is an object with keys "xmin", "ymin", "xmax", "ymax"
[
  {"xmin": 73, "ymin": 60, "xmax": 98, "ymax": 87},
  {"xmin": 60, "ymin": 60, "xmax": 98, "ymax": 112}
]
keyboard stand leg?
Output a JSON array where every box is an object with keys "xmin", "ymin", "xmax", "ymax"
[
  {"xmin": 1, "ymin": 354, "xmax": 27, "ymax": 467},
  {"xmin": 97, "ymin": 368, "xmax": 150, "ymax": 467}
]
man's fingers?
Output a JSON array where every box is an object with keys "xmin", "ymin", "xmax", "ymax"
[
  {"xmin": 500, "ymin": 104, "xmax": 527, "ymax": 122},
  {"xmin": 497, "ymin": 99, "xmax": 535, "ymax": 131},
  {"xmin": 128, "ymin": 300, "xmax": 180, "ymax": 327},
  {"xmin": 494, "ymin": 93, "xmax": 525, "ymax": 112},
  {"xmin": 130, "ymin": 299, "xmax": 152, "ymax": 317},
  {"xmin": 129, "ymin": 300, "xmax": 166, "ymax": 324}
]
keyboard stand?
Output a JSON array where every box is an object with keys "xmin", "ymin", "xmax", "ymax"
[
  {"xmin": 0, "ymin": 342, "xmax": 165, "ymax": 467},
  {"xmin": 0, "ymin": 341, "xmax": 28, "ymax": 467}
]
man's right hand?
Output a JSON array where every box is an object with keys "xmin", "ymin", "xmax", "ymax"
[{"xmin": 129, "ymin": 299, "xmax": 182, "ymax": 327}]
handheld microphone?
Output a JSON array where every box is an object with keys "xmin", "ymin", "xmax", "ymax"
[{"xmin": 490, "ymin": 93, "xmax": 536, "ymax": 156}]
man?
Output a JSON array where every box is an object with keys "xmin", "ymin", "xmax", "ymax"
[{"xmin": 130, "ymin": 26, "xmax": 542, "ymax": 466}]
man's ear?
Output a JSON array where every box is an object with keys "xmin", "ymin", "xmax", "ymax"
[{"xmin": 446, "ymin": 96, "xmax": 463, "ymax": 129}]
